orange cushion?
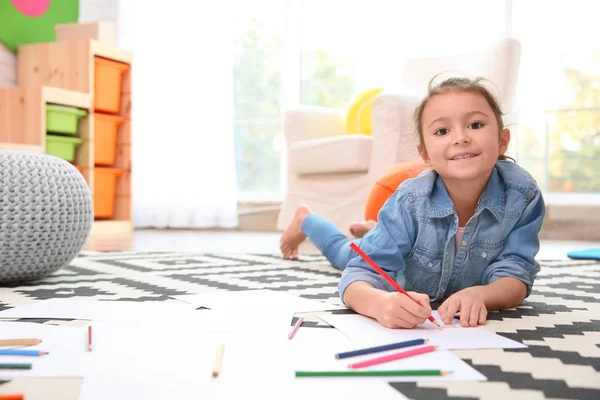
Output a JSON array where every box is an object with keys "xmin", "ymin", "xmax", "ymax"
[{"xmin": 365, "ymin": 160, "xmax": 430, "ymax": 221}]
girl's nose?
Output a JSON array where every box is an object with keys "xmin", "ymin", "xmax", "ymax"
[{"xmin": 452, "ymin": 129, "xmax": 471, "ymax": 145}]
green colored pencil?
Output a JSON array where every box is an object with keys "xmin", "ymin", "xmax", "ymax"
[
  {"xmin": 0, "ymin": 363, "xmax": 32, "ymax": 370},
  {"xmin": 295, "ymin": 369, "xmax": 450, "ymax": 377}
]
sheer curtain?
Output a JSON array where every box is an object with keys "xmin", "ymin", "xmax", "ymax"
[{"xmin": 119, "ymin": 0, "xmax": 238, "ymax": 229}]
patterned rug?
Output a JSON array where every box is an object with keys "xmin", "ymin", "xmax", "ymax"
[{"xmin": 0, "ymin": 251, "xmax": 599, "ymax": 400}]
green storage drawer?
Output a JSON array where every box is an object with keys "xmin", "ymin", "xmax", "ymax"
[
  {"xmin": 46, "ymin": 105, "xmax": 88, "ymax": 135},
  {"xmin": 46, "ymin": 135, "xmax": 84, "ymax": 162}
]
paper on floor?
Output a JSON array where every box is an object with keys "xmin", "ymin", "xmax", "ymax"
[
  {"xmin": 318, "ymin": 311, "xmax": 526, "ymax": 350},
  {"xmin": 79, "ymin": 321, "xmax": 480, "ymax": 400},
  {"xmin": 0, "ymin": 299, "xmax": 200, "ymax": 323},
  {"xmin": 0, "ymin": 298, "xmax": 293, "ymax": 330},
  {"xmin": 171, "ymin": 289, "xmax": 346, "ymax": 314}
]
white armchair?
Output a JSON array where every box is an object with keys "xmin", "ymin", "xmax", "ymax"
[{"xmin": 277, "ymin": 38, "xmax": 522, "ymax": 236}]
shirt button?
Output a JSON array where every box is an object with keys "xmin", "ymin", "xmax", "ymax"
[
  {"xmin": 461, "ymin": 240, "xmax": 468, "ymax": 246},
  {"xmin": 481, "ymin": 252, "xmax": 487, "ymax": 258},
  {"xmin": 428, "ymin": 262, "xmax": 433, "ymax": 268}
]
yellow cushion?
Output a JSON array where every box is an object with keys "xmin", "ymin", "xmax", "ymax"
[{"xmin": 344, "ymin": 88, "xmax": 384, "ymax": 135}]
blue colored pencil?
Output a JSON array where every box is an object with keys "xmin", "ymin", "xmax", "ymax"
[
  {"xmin": 0, "ymin": 349, "xmax": 48, "ymax": 357},
  {"xmin": 335, "ymin": 338, "xmax": 428, "ymax": 359}
]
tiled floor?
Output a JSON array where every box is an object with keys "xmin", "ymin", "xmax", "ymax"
[{"xmin": 85, "ymin": 229, "xmax": 600, "ymax": 260}]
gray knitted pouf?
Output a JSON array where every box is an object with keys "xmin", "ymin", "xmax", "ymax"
[{"xmin": 0, "ymin": 150, "xmax": 93, "ymax": 283}]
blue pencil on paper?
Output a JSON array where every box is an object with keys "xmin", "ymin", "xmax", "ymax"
[
  {"xmin": 0, "ymin": 349, "xmax": 48, "ymax": 357},
  {"xmin": 335, "ymin": 338, "xmax": 428, "ymax": 359}
]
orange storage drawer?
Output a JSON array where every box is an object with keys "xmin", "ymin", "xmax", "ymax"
[
  {"xmin": 94, "ymin": 57, "xmax": 129, "ymax": 113},
  {"xmin": 95, "ymin": 113, "xmax": 125, "ymax": 165},
  {"xmin": 94, "ymin": 167, "xmax": 123, "ymax": 218}
]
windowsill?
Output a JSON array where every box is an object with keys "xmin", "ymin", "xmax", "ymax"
[
  {"xmin": 237, "ymin": 191, "xmax": 283, "ymax": 204},
  {"xmin": 542, "ymin": 192, "xmax": 600, "ymax": 206}
]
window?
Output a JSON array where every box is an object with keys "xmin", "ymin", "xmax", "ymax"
[
  {"xmin": 233, "ymin": 1, "xmax": 285, "ymax": 201},
  {"xmin": 298, "ymin": 1, "xmax": 507, "ymax": 107},
  {"xmin": 512, "ymin": 0, "xmax": 600, "ymax": 197}
]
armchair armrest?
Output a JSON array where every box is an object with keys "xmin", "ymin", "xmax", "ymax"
[
  {"xmin": 283, "ymin": 105, "xmax": 347, "ymax": 144},
  {"xmin": 368, "ymin": 93, "xmax": 422, "ymax": 177}
]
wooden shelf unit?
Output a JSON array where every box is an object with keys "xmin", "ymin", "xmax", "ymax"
[
  {"xmin": 17, "ymin": 39, "xmax": 132, "ymax": 233},
  {"xmin": 0, "ymin": 86, "xmax": 91, "ymax": 154}
]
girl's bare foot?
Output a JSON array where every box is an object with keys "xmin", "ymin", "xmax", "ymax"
[
  {"xmin": 280, "ymin": 205, "xmax": 311, "ymax": 260},
  {"xmin": 349, "ymin": 220, "xmax": 377, "ymax": 238}
]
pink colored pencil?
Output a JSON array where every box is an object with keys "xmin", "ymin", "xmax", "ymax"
[
  {"xmin": 288, "ymin": 317, "xmax": 303, "ymax": 339},
  {"xmin": 348, "ymin": 345, "xmax": 437, "ymax": 369}
]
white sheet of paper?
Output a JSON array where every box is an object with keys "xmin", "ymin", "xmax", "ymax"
[
  {"xmin": 0, "ymin": 321, "xmax": 87, "ymax": 378},
  {"xmin": 80, "ymin": 372, "xmax": 405, "ymax": 400},
  {"xmin": 0, "ymin": 299, "xmax": 201, "ymax": 323},
  {"xmin": 171, "ymin": 289, "xmax": 346, "ymax": 314},
  {"xmin": 78, "ymin": 320, "xmax": 476, "ymax": 399},
  {"xmin": 319, "ymin": 311, "xmax": 526, "ymax": 350}
]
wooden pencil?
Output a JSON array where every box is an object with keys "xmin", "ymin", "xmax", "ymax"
[
  {"xmin": 0, "ymin": 363, "xmax": 32, "ymax": 370},
  {"xmin": 335, "ymin": 338, "xmax": 428, "ymax": 359},
  {"xmin": 0, "ymin": 338, "xmax": 42, "ymax": 347},
  {"xmin": 88, "ymin": 325, "xmax": 93, "ymax": 351},
  {"xmin": 212, "ymin": 343, "xmax": 224, "ymax": 377},
  {"xmin": 288, "ymin": 317, "xmax": 303, "ymax": 339},
  {"xmin": 295, "ymin": 369, "xmax": 450, "ymax": 377},
  {"xmin": 0, "ymin": 393, "xmax": 25, "ymax": 400},
  {"xmin": 349, "ymin": 243, "xmax": 442, "ymax": 328},
  {"xmin": 0, "ymin": 349, "xmax": 48, "ymax": 357},
  {"xmin": 348, "ymin": 345, "xmax": 438, "ymax": 369}
]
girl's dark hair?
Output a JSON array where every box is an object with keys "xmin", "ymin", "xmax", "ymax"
[{"xmin": 413, "ymin": 76, "xmax": 515, "ymax": 162}]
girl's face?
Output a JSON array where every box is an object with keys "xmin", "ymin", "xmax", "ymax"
[{"xmin": 418, "ymin": 91, "xmax": 510, "ymax": 183}]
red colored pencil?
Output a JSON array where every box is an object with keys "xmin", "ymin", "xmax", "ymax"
[
  {"xmin": 348, "ymin": 344, "xmax": 437, "ymax": 369},
  {"xmin": 349, "ymin": 242, "xmax": 442, "ymax": 328}
]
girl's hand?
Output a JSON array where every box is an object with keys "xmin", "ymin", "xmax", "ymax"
[
  {"xmin": 438, "ymin": 287, "xmax": 487, "ymax": 327},
  {"xmin": 374, "ymin": 291, "xmax": 432, "ymax": 329}
]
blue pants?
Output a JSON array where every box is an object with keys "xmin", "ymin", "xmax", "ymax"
[{"xmin": 301, "ymin": 214, "xmax": 359, "ymax": 270}]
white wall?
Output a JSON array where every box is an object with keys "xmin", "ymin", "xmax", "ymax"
[
  {"xmin": 79, "ymin": 0, "xmax": 132, "ymax": 50},
  {"xmin": 78, "ymin": 0, "xmax": 118, "ymax": 26}
]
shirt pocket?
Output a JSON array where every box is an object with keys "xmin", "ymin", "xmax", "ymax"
[
  {"xmin": 403, "ymin": 246, "xmax": 443, "ymax": 296},
  {"xmin": 466, "ymin": 240, "xmax": 504, "ymax": 284}
]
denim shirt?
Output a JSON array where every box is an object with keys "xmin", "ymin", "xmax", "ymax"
[{"xmin": 338, "ymin": 161, "xmax": 546, "ymax": 304}]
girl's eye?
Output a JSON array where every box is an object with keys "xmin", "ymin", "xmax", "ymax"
[
  {"xmin": 434, "ymin": 128, "xmax": 449, "ymax": 136},
  {"xmin": 469, "ymin": 121, "xmax": 484, "ymax": 129}
]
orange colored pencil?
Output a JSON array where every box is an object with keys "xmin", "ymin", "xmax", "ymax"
[
  {"xmin": 0, "ymin": 393, "xmax": 24, "ymax": 400},
  {"xmin": 349, "ymin": 243, "xmax": 442, "ymax": 328},
  {"xmin": 88, "ymin": 325, "xmax": 93, "ymax": 351}
]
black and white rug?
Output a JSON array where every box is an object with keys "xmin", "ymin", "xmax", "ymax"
[{"xmin": 0, "ymin": 251, "xmax": 599, "ymax": 400}]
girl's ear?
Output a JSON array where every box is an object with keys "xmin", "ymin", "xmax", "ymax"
[
  {"xmin": 418, "ymin": 145, "xmax": 430, "ymax": 164},
  {"xmin": 499, "ymin": 128, "xmax": 510, "ymax": 154}
]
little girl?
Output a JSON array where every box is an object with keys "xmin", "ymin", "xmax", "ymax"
[{"xmin": 280, "ymin": 77, "xmax": 546, "ymax": 329}]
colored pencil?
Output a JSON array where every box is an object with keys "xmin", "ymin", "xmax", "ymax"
[
  {"xmin": 212, "ymin": 343, "xmax": 224, "ymax": 377},
  {"xmin": 0, "ymin": 349, "xmax": 48, "ymax": 357},
  {"xmin": 295, "ymin": 369, "xmax": 449, "ymax": 377},
  {"xmin": 0, "ymin": 338, "xmax": 42, "ymax": 347},
  {"xmin": 288, "ymin": 317, "xmax": 303, "ymax": 340},
  {"xmin": 0, "ymin": 363, "xmax": 32, "ymax": 370},
  {"xmin": 348, "ymin": 345, "xmax": 437, "ymax": 369},
  {"xmin": 335, "ymin": 338, "xmax": 428, "ymax": 359},
  {"xmin": 0, "ymin": 393, "xmax": 25, "ymax": 400},
  {"xmin": 88, "ymin": 325, "xmax": 93, "ymax": 352},
  {"xmin": 349, "ymin": 243, "xmax": 442, "ymax": 328}
]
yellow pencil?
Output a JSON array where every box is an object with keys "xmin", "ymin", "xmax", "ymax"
[{"xmin": 212, "ymin": 343, "xmax": 224, "ymax": 378}]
